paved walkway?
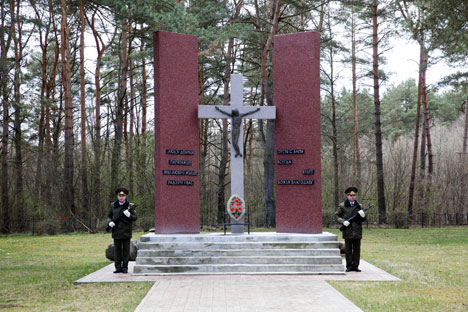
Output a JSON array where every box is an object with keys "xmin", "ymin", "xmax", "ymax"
[
  {"xmin": 75, "ymin": 260, "xmax": 399, "ymax": 312},
  {"xmin": 135, "ymin": 278, "xmax": 362, "ymax": 312}
]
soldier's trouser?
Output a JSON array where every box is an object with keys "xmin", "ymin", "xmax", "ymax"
[
  {"xmin": 344, "ymin": 238, "xmax": 361, "ymax": 269},
  {"xmin": 114, "ymin": 238, "xmax": 130, "ymax": 270}
]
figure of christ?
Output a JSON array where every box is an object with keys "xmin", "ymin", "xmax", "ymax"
[{"xmin": 215, "ymin": 107, "xmax": 261, "ymax": 157}]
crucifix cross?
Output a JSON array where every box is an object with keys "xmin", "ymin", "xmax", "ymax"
[{"xmin": 198, "ymin": 74, "xmax": 276, "ymax": 233}]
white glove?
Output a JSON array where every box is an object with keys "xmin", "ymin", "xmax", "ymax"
[
  {"xmin": 123, "ymin": 210, "xmax": 131, "ymax": 218},
  {"xmin": 343, "ymin": 221, "xmax": 350, "ymax": 227},
  {"xmin": 358, "ymin": 210, "xmax": 365, "ymax": 218},
  {"xmin": 108, "ymin": 221, "xmax": 115, "ymax": 228}
]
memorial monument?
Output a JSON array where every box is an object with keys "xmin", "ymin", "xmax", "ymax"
[
  {"xmin": 134, "ymin": 30, "xmax": 344, "ymax": 275},
  {"xmin": 153, "ymin": 30, "xmax": 322, "ymax": 234}
]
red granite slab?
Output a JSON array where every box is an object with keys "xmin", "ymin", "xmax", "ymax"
[
  {"xmin": 153, "ymin": 31, "xmax": 200, "ymax": 234},
  {"xmin": 273, "ymin": 32, "xmax": 322, "ymax": 234}
]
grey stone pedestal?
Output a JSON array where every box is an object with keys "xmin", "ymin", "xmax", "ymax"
[{"xmin": 133, "ymin": 232, "xmax": 344, "ymax": 275}]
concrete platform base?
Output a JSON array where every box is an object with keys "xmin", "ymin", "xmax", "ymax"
[
  {"xmin": 74, "ymin": 259, "xmax": 400, "ymax": 284},
  {"xmin": 134, "ymin": 232, "xmax": 345, "ymax": 275}
]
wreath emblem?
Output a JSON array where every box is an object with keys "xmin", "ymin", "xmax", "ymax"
[{"xmin": 227, "ymin": 194, "xmax": 245, "ymax": 221}]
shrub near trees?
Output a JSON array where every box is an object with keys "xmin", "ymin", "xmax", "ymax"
[
  {"xmin": 322, "ymin": 81, "xmax": 466, "ymax": 226},
  {"xmin": 0, "ymin": 0, "xmax": 466, "ymax": 234}
]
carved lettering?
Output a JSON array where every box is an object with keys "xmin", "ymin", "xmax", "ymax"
[
  {"xmin": 277, "ymin": 179, "xmax": 315, "ymax": 185},
  {"xmin": 166, "ymin": 149, "xmax": 195, "ymax": 155},
  {"xmin": 277, "ymin": 149, "xmax": 305, "ymax": 155},
  {"xmin": 167, "ymin": 180, "xmax": 194, "ymax": 186},
  {"xmin": 277, "ymin": 159, "xmax": 293, "ymax": 165},
  {"xmin": 163, "ymin": 170, "xmax": 198, "ymax": 176},
  {"xmin": 169, "ymin": 160, "xmax": 192, "ymax": 166},
  {"xmin": 302, "ymin": 169, "xmax": 315, "ymax": 175}
]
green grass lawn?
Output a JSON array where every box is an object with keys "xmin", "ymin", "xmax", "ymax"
[
  {"xmin": 327, "ymin": 227, "xmax": 468, "ymax": 312},
  {"xmin": 1, "ymin": 228, "xmax": 467, "ymax": 311},
  {"xmin": 0, "ymin": 232, "xmax": 152, "ymax": 311}
]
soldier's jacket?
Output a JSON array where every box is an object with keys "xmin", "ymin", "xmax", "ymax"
[
  {"xmin": 107, "ymin": 200, "xmax": 137, "ymax": 239},
  {"xmin": 335, "ymin": 200, "xmax": 366, "ymax": 239}
]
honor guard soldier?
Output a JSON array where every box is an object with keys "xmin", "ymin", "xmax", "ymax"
[
  {"xmin": 335, "ymin": 187, "xmax": 366, "ymax": 272},
  {"xmin": 107, "ymin": 187, "xmax": 137, "ymax": 273}
]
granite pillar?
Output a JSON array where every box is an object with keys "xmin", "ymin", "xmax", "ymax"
[
  {"xmin": 274, "ymin": 32, "xmax": 322, "ymax": 234},
  {"xmin": 153, "ymin": 31, "xmax": 200, "ymax": 234}
]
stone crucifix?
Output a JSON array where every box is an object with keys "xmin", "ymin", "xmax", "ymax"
[{"xmin": 198, "ymin": 74, "xmax": 276, "ymax": 234}]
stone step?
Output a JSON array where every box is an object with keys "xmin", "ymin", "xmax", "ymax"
[
  {"xmin": 136, "ymin": 256, "xmax": 343, "ymax": 265},
  {"xmin": 137, "ymin": 248, "xmax": 341, "ymax": 258},
  {"xmin": 138, "ymin": 241, "xmax": 340, "ymax": 250},
  {"xmin": 133, "ymin": 232, "xmax": 345, "ymax": 275},
  {"xmin": 139, "ymin": 233, "xmax": 337, "ymax": 243},
  {"xmin": 133, "ymin": 263, "xmax": 345, "ymax": 275}
]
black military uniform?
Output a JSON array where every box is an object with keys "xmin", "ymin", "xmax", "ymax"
[
  {"xmin": 335, "ymin": 187, "xmax": 366, "ymax": 272},
  {"xmin": 107, "ymin": 187, "xmax": 137, "ymax": 273}
]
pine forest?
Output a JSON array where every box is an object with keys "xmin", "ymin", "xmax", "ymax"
[{"xmin": 0, "ymin": 0, "xmax": 467, "ymax": 234}]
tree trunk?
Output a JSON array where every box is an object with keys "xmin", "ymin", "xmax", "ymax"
[
  {"xmin": 79, "ymin": 0, "xmax": 89, "ymax": 221},
  {"xmin": 0, "ymin": 0, "xmax": 11, "ymax": 234},
  {"xmin": 259, "ymin": 0, "xmax": 281, "ymax": 225},
  {"xmin": 259, "ymin": 0, "xmax": 281, "ymax": 107},
  {"xmin": 128, "ymin": 54, "xmax": 135, "ymax": 194},
  {"xmin": 419, "ymin": 44, "xmax": 431, "ymax": 179},
  {"xmin": 0, "ymin": 79, "xmax": 8, "ymax": 232},
  {"xmin": 463, "ymin": 88, "xmax": 468, "ymax": 156},
  {"xmin": 135, "ymin": 27, "xmax": 148, "ymax": 198},
  {"xmin": 263, "ymin": 123, "xmax": 275, "ymax": 227},
  {"xmin": 372, "ymin": 0, "xmax": 386, "ymax": 223},
  {"xmin": 263, "ymin": 84, "xmax": 275, "ymax": 227},
  {"xmin": 246, "ymin": 118, "xmax": 253, "ymax": 171},
  {"xmin": 218, "ymin": 118, "xmax": 229, "ymax": 224},
  {"xmin": 140, "ymin": 27, "xmax": 147, "ymax": 140},
  {"xmin": 52, "ymin": 84, "xmax": 63, "ymax": 194},
  {"xmin": 34, "ymin": 17, "xmax": 47, "ymax": 196},
  {"xmin": 135, "ymin": 29, "xmax": 148, "ymax": 197},
  {"xmin": 198, "ymin": 71, "xmax": 209, "ymax": 219},
  {"xmin": 45, "ymin": 12, "xmax": 60, "ymax": 205},
  {"xmin": 332, "ymin": 93, "xmax": 339, "ymax": 208},
  {"xmin": 124, "ymin": 93, "xmax": 128, "ymax": 170},
  {"xmin": 422, "ymin": 67, "xmax": 433, "ymax": 175},
  {"xmin": 11, "ymin": 0, "xmax": 25, "ymax": 230},
  {"xmin": 326, "ymin": 13, "xmax": 340, "ymax": 208},
  {"xmin": 420, "ymin": 113, "xmax": 426, "ymax": 174},
  {"xmin": 351, "ymin": 11, "xmax": 361, "ymax": 184},
  {"xmin": 110, "ymin": 17, "xmax": 128, "ymax": 199},
  {"xmin": 61, "ymin": 0, "xmax": 75, "ymax": 220},
  {"xmin": 217, "ymin": 37, "xmax": 234, "ymax": 224},
  {"xmin": 124, "ymin": 92, "xmax": 128, "ymax": 166},
  {"xmin": 408, "ymin": 44, "xmax": 424, "ymax": 217}
]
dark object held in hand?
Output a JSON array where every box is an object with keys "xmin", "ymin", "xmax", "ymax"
[
  {"xmin": 106, "ymin": 205, "xmax": 136, "ymax": 233},
  {"xmin": 339, "ymin": 207, "xmax": 370, "ymax": 231}
]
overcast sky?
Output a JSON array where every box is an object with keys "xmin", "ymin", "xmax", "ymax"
[{"xmin": 381, "ymin": 37, "xmax": 464, "ymax": 93}]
